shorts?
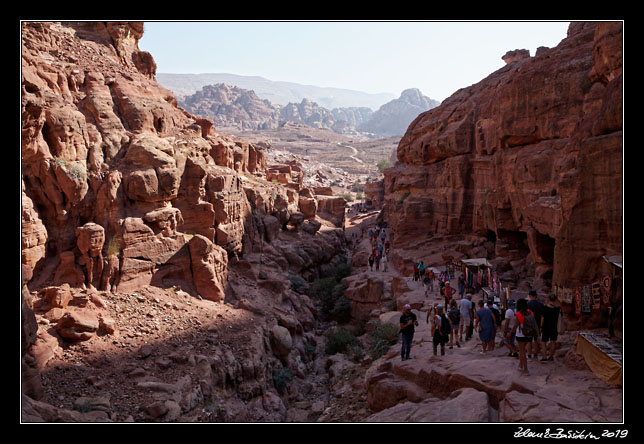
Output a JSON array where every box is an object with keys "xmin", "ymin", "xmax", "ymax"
[
  {"xmin": 541, "ymin": 328, "xmax": 558, "ymax": 343},
  {"xmin": 516, "ymin": 336, "xmax": 533, "ymax": 343},
  {"xmin": 459, "ymin": 315, "xmax": 471, "ymax": 328}
]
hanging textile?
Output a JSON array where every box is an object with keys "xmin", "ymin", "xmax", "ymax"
[
  {"xmin": 562, "ymin": 287, "xmax": 573, "ymax": 304},
  {"xmin": 601, "ymin": 275, "xmax": 612, "ymax": 306},
  {"xmin": 574, "ymin": 287, "xmax": 582, "ymax": 317},
  {"xmin": 581, "ymin": 285, "xmax": 592, "ymax": 314},
  {"xmin": 591, "ymin": 281, "xmax": 601, "ymax": 311}
]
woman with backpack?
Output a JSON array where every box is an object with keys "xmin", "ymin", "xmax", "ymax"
[
  {"xmin": 430, "ymin": 304, "xmax": 451, "ymax": 356},
  {"xmin": 507, "ymin": 298, "xmax": 536, "ymax": 376}
]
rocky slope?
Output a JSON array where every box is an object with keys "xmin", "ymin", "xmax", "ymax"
[
  {"xmin": 21, "ymin": 20, "xmax": 623, "ymax": 424},
  {"xmin": 21, "ymin": 21, "xmax": 351, "ymax": 422},
  {"xmin": 157, "ymin": 72, "xmax": 396, "ymax": 110},
  {"xmin": 180, "ymin": 83, "xmax": 281, "ymax": 131},
  {"xmin": 178, "ymin": 83, "xmax": 437, "ymax": 137},
  {"xmin": 383, "ymin": 22, "xmax": 622, "ymax": 329},
  {"xmin": 357, "ymin": 88, "xmax": 439, "ymax": 136}
]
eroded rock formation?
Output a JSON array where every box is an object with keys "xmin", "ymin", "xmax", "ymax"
[
  {"xmin": 383, "ymin": 22, "xmax": 622, "ymax": 327},
  {"xmin": 21, "ymin": 21, "xmax": 350, "ymax": 422}
]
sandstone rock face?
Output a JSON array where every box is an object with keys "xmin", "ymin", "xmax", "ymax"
[
  {"xmin": 180, "ymin": 83, "xmax": 281, "ymax": 131},
  {"xmin": 22, "ymin": 21, "xmax": 351, "ymax": 422},
  {"xmin": 20, "ymin": 21, "xmax": 268, "ymax": 296},
  {"xmin": 384, "ymin": 22, "xmax": 622, "ymax": 324},
  {"xmin": 188, "ymin": 234, "xmax": 228, "ymax": 302}
]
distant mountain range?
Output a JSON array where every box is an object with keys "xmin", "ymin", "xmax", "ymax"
[
  {"xmin": 160, "ymin": 74, "xmax": 440, "ymax": 137},
  {"xmin": 156, "ymin": 72, "xmax": 396, "ymax": 110}
]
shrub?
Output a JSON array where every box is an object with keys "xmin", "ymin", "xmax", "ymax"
[
  {"xmin": 326, "ymin": 262, "xmax": 351, "ymax": 281},
  {"xmin": 329, "ymin": 294, "xmax": 351, "ymax": 324},
  {"xmin": 324, "ymin": 327, "xmax": 359, "ymax": 355},
  {"xmin": 272, "ymin": 367, "xmax": 292, "ymax": 394},
  {"xmin": 351, "ymin": 182, "xmax": 365, "ymax": 192},
  {"xmin": 367, "ymin": 322, "xmax": 400, "ymax": 359},
  {"xmin": 288, "ymin": 274, "xmax": 308, "ymax": 294},
  {"xmin": 308, "ymin": 259, "xmax": 354, "ymax": 321},
  {"xmin": 105, "ymin": 235, "xmax": 121, "ymax": 257},
  {"xmin": 376, "ymin": 159, "xmax": 392, "ymax": 173}
]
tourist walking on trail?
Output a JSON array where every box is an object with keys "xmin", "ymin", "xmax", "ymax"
[
  {"xmin": 458, "ymin": 275, "xmax": 466, "ymax": 298},
  {"xmin": 423, "ymin": 274, "xmax": 431, "ymax": 297},
  {"xmin": 503, "ymin": 299, "xmax": 518, "ymax": 358},
  {"xmin": 382, "ymin": 253, "xmax": 388, "ymax": 272},
  {"xmin": 443, "ymin": 281, "xmax": 455, "ymax": 307},
  {"xmin": 527, "ymin": 290, "xmax": 544, "ymax": 359},
  {"xmin": 431, "ymin": 304, "xmax": 450, "ymax": 356},
  {"xmin": 508, "ymin": 298, "xmax": 537, "ymax": 376},
  {"xmin": 428, "ymin": 268, "xmax": 435, "ymax": 292},
  {"xmin": 375, "ymin": 253, "xmax": 381, "ymax": 271},
  {"xmin": 368, "ymin": 255, "xmax": 374, "ymax": 271},
  {"xmin": 447, "ymin": 299, "xmax": 461, "ymax": 349},
  {"xmin": 540, "ymin": 294, "xmax": 561, "ymax": 361},
  {"xmin": 400, "ymin": 304, "xmax": 418, "ymax": 361},
  {"xmin": 475, "ymin": 299, "xmax": 496, "ymax": 354},
  {"xmin": 459, "ymin": 293, "xmax": 474, "ymax": 342}
]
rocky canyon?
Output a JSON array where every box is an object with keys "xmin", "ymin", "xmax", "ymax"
[{"xmin": 21, "ymin": 21, "xmax": 623, "ymax": 425}]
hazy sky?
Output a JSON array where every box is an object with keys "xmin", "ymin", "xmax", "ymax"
[{"xmin": 139, "ymin": 21, "xmax": 570, "ymax": 103}]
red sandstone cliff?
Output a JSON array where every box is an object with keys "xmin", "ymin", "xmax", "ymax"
[
  {"xmin": 21, "ymin": 21, "xmax": 348, "ymax": 418},
  {"xmin": 383, "ymin": 22, "xmax": 622, "ymax": 310}
]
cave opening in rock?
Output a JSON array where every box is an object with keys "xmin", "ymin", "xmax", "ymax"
[
  {"xmin": 497, "ymin": 229, "xmax": 529, "ymax": 257},
  {"xmin": 534, "ymin": 231, "xmax": 556, "ymax": 267}
]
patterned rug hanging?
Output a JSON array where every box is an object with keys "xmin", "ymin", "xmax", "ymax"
[
  {"xmin": 592, "ymin": 281, "xmax": 602, "ymax": 311},
  {"xmin": 563, "ymin": 287, "xmax": 573, "ymax": 304},
  {"xmin": 574, "ymin": 287, "xmax": 582, "ymax": 317},
  {"xmin": 581, "ymin": 285, "xmax": 592, "ymax": 314},
  {"xmin": 601, "ymin": 275, "xmax": 612, "ymax": 306}
]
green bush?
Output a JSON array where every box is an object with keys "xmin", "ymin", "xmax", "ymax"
[
  {"xmin": 367, "ymin": 322, "xmax": 400, "ymax": 359},
  {"xmin": 272, "ymin": 367, "xmax": 292, "ymax": 394},
  {"xmin": 351, "ymin": 182, "xmax": 366, "ymax": 192},
  {"xmin": 307, "ymin": 260, "xmax": 353, "ymax": 323},
  {"xmin": 329, "ymin": 294, "xmax": 351, "ymax": 324},
  {"xmin": 326, "ymin": 262, "xmax": 351, "ymax": 281},
  {"xmin": 376, "ymin": 159, "xmax": 392, "ymax": 173},
  {"xmin": 324, "ymin": 327, "xmax": 360, "ymax": 355},
  {"xmin": 288, "ymin": 274, "xmax": 308, "ymax": 294}
]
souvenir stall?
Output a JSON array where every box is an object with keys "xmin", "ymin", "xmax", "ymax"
[
  {"xmin": 460, "ymin": 258, "xmax": 493, "ymax": 296},
  {"xmin": 554, "ymin": 255, "xmax": 622, "ymax": 387},
  {"xmin": 552, "ymin": 255, "xmax": 622, "ymax": 321},
  {"xmin": 574, "ymin": 332, "xmax": 622, "ymax": 386}
]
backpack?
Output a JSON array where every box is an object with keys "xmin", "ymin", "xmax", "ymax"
[
  {"xmin": 518, "ymin": 310, "xmax": 538, "ymax": 337},
  {"xmin": 440, "ymin": 314, "xmax": 452, "ymax": 335},
  {"xmin": 490, "ymin": 307, "xmax": 502, "ymax": 327},
  {"xmin": 448, "ymin": 307, "xmax": 460, "ymax": 325}
]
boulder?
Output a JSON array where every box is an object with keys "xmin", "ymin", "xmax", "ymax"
[
  {"xmin": 187, "ymin": 234, "xmax": 228, "ymax": 302},
  {"xmin": 270, "ymin": 324, "xmax": 293, "ymax": 359},
  {"xmin": 57, "ymin": 309, "xmax": 100, "ymax": 341}
]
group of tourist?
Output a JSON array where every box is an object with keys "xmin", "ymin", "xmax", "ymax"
[
  {"xmin": 367, "ymin": 224, "xmax": 390, "ymax": 272},
  {"xmin": 400, "ymin": 288, "xmax": 562, "ymax": 377}
]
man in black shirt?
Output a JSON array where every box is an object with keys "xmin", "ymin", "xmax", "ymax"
[{"xmin": 400, "ymin": 304, "xmax": 419, "ymax": 361}]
